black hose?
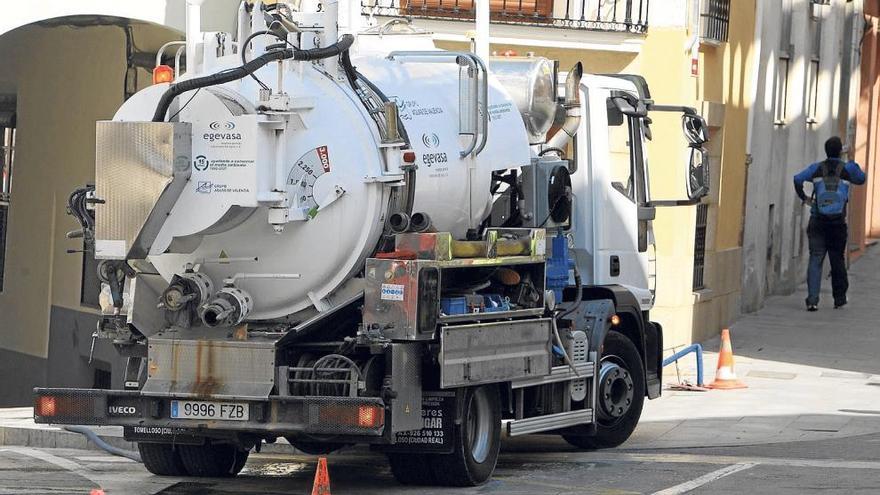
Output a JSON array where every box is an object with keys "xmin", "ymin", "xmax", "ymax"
[
  {"xmin": 63, "ymin": 426, "xmax": 142, "ymax": 462},
  {"xmin": 152, "ymin": 34, "xmax": 355, "ymax": 122},
  {"xmin": 557, "ymin": 265, "xmax": 582, "ymax": 320}
]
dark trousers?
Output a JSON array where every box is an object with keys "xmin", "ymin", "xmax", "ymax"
[{"xmin": 806, "ymin": 217, "xmax": 848, "ymax": 306}]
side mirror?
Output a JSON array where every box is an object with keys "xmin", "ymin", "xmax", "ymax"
[
  {"xmin": 686, "ymin": 146, "xmax": 710, "ymax": 201},
  {"xmin": 611, "ymin": 92, "xmax": 648, "ymax": 118},
  {"xmin": 682, "ymin": 114, "xmax": 709, "ymax": 146}
]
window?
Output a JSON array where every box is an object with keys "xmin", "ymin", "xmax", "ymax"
[
  {"xmin": 693, "ymin": 203, "xmax": 709, "ymax": 291},
  {"xmin": 775, "ymin": 0, "xmax": 793, "ymax": 125},
  {"xmin": 774, "ymin": 57, "xmax": 791, "ymax": 124},
  {"xmin": 806, "ymin": 60, "xmax": 820, "ymax": 124},
  {"xmin": 607, "ymin": 101, "xmax": 635, "ymax": 201},
  {"xmin": 699, "ymin": 0, "xmax": 730, "ymax": 43},
  {"xmin": 806, "ymin": 11, "xmax": 822, "ymax": 124},
  {"xmin": 0, "ymin": 103, "xmax": 15, "ymax": 293}
]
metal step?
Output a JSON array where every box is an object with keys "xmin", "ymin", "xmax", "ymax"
[
  {"xmin": 511, "ymin": 362, "xmax": 594, "ymax": 389},
  {"xmin": 505, "ymin": 409, "xmax": 592, "ymax": 436}
]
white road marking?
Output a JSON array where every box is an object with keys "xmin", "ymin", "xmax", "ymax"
[
  {"xmin": 75, "ymin": 455, "xmax": 136, "ymax": 463},
  {"xmin": 651, "ymin": 463, "xmax": 757, "ymax": 495},
  {"xmin": 593, "ymin": 452, "xmax": 880, "ymax": 470},
  {"xmin": 4, "ymin": 446, "xmax": 103, "ymax": 486}
]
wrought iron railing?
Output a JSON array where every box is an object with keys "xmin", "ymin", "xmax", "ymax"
[
  {"xmin": 361, "ymin": 0, "xmax": 649, "ymax": 33},
  {"xmin": 699, "ymin": 0, "xmax": 730, "ymax": 43}
]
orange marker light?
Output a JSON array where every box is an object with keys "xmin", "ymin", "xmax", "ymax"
[
  {"xmin": 152, "ymin": 65, "xmax": 174, "ymax": 84},
  {"xmin": 36, "ymin": 396, "xmax": 57, "ymax": 417},
  {"xmin": 403, "ymin": 151, "xmax": 416, "ymax": 163},
  {"xmin": 357, "ymin": 405, "xmax": 383, "ymax": 428},
  {"xmin": 610, "ymin": 314, "xmax": 621, "ymax": 326}
]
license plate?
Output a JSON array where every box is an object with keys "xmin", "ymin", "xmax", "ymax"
[{"xmin": 170, "ymin": 401, "xmax": 249, "ymax": 421}]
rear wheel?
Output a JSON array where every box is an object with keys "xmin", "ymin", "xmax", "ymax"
[
  {"xmin": 387, "ymin": 385, "xmax": 501, "ymax": 487},
  {"xmin": 138, "ymin": 442, "xmax": 186, "ymax": 476},
  {"xmin": 563, "ymin": 331, "xmax": 645, "ymax": 449},
  {"xmin": 433, "ymin": 385, "xmax": 501, "ymax": 486},
  {"xmin": 177, "ymin": 443, "xmax": 249, "ymax": 477}
]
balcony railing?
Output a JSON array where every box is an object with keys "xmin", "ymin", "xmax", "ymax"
[{"xmin": 362, "ymin": 0, "xmax": 649, "ymax": 33}]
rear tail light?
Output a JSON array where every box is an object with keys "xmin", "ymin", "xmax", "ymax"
[
  {"xmin": 35, "ymin": 396, "xmax": 57, "ymax": 417},
  {"xmin": 318, "ymin": 404, "xmax": 385, "ymax": 429},
  {"xmin": 34, "ymin": 394, "xmax": 95, "ymax": 419},
  {"xmin": 357, "ymin": 405, "xmax": 383, "ymax": 428}
]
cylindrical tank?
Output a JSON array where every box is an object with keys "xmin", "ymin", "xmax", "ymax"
[
  {"xmin": 109, "ymin": 36, "xmax": 531, "ymax": 321},
  {"xmin": 488, "ymin": 56, "xmax": 558, "ymax": 144}
]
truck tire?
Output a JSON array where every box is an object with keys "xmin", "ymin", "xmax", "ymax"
[
  {"xmin": 563, "ymin": 331, "xmax": 645, "ymax": 450},
  {"xmin": 431, "ymin": 385, "xmax": 501, "ymax": 486},
  {"xmin": 387, "ymin": 454, "xmax": 437, "ymax": 485},
  {"xmin": 137, "ymin": 442, "xmax": 186, "ymax": 476},
  {"xmin": 177, "ymin": 443, "xmax": 249, "ymax": 477}
]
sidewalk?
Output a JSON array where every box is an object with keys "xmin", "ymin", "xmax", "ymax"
[
  {"xmin": 630, "ymin": 244, "xmax": 880, "ymax": 449},
  {"xmin": 2, "ymin": 247, "xmax": 879, "ymax": 453}
]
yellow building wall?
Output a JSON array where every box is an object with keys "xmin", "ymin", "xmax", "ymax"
[
  {"xmin": 439, "ymin": 6, "xmax": 755, "ymax": 348},
  {"xmin": 0, "ymin": 23, "xmax": 179, "ymax": 360}
]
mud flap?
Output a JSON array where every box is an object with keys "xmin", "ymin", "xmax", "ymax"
[
  {"xmin": 381, "ymin": 391, "xmax": 456, "ymax": 454},
  {"xmin": 123, "ymin": 426, "xmax": 205, "ymax": 445}
]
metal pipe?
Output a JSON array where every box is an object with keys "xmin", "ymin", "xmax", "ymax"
[
  {"xmin": 661, "ymin": 343, "xmax": 705, "ymax": 386},
  {"xmin": 388, "ymin": 212, "xmax": 411, "ymax": 233},
  {"xmin": 546, "ymin": 62, "xmax": 583, "ymax": 153},
  {"xmin": 174, "ymin": 45, "xmax": 186, "ymax": 78},
  {"xmin": 475, "ymin": 0, "xmax": 490, "ymax": 63},
  {"xmin": 324, "ymin": 0, "xmax": 340, "ymax": 77},
  {"xmin": 185, "ymin": 0, "xmax": 205, "ymax": 75},
  {"xmin": 409, "ymin": 212, "xmax": 433, "ymax": 232},
  {"xmin": 155, "ymin": 40, "xmax": 186, "ymax": 67}
]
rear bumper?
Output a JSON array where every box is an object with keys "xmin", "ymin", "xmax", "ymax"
[{"xmin": 33, "ymin": 388, "xmax": 386, "ymax": 439}]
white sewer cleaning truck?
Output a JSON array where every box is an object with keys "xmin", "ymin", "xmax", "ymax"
[{"xmin": 34, "ymin": 0, "xmax": 710, "ymax": 486}]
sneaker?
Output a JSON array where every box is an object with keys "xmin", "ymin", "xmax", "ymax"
[
  {"xmin": 807, "ymin": 304, "xmax": 818, "ymax": 312},
  {"xmin": 834, "ymin": 299, "xmax": 847, "ymax": 309}
]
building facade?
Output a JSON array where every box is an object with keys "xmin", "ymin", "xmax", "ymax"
[
  {"xmin": 850, "ymin": 0, "xmax": 880, "ymax": 260},
  {"xmin": 0, "ymin": 0, "xmax": 240, "ymax": 406},
  {"xmin": 741, "ymin": 0, "xmax": 871, "ymax": 312}
]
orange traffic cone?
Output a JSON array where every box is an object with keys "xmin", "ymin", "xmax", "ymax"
[
  {"xmin": 311, "ymin": 457, "xmax": 332, "ymax": 495},
  {"xmin": 708, "ymin": 329, "xmax": 747, "ymax": 390}
]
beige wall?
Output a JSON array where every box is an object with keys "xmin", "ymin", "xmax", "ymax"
[{"xmin": 0, "ymin": 22, "xmax": 180, "ymax": 360}]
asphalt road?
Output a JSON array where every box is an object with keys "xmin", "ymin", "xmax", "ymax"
[{"xmin": 3, "ymin": 432, "xmax": 880, "ymax": 495}]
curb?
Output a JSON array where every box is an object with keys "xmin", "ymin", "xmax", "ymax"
[
  {"xmin": 0, "ymin": 425, "xmax": 135, "ymax": 452},
  {"xmin": 0, "ymin": 424, "xmax": 295, "ymax": 455}
]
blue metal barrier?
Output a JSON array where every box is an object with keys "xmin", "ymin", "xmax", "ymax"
[{"xmin": 662, "ymin": 343, "xmax": 704, "ymax": 386}]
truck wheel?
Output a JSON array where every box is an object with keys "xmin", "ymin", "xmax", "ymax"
[
  {"xmin": 177, "ymin": 443, "xmax": 249, "ymax": 477},
  {"xmin": 387, "ymin": 454, "xmax": 437, "ymax": 485},
  {"xmin": 432, "ymin": 385, "xmax": 501, "ymax": 486},
  {"xmin": 564, "ymin": 331, "xmax": 645, "ymax": 450},
  {"xmin": 137, "ymin": 442, "xmax": 186, "ymax": 476}
]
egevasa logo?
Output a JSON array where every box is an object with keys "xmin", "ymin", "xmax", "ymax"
[
  {"xmin": 209, "ymin": 121, "xmax": 235, "ymax": 130},
  {"xmin": 108, "ymin": 405, "xmax": 137, "ymax": 416},
  {"xmin": 203, "ymin": 132, "xmax": 242, "ymax": 142}
]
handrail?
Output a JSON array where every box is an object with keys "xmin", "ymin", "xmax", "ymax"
[
  {"xmin": 387, "ymin": 51, "xmax": 488, "ymax": 157},
  {"xmin": 155, "ymin": 40, "xmax": 187, "ymax": 68}
]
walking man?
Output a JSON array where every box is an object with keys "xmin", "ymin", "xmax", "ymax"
[{"xmin": 793, "ymin": 137, "xmax": 866, "ymax": 311}]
